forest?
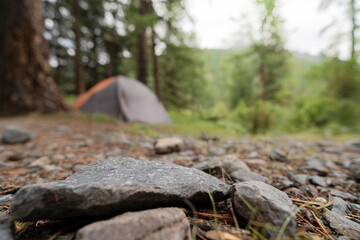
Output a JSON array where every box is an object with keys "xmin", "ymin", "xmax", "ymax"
[{"xmin": 0, "ymin": 0, "xmax": 359, "ymax": 135}]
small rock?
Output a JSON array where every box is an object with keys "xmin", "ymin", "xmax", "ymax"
[
  {"xmin": 76, "ymin": 208, "xmax": 189, "ymax": 240},
  {"xmin": 1, "ymin": 126, "xmax": 33, "ymax": 144},
  {"xmin": 200, "ymin": 134, "xmax": 218, "ymax": 142},
  {"xmin": 208, "ymin": 147, "xmax": 226, "ymax": 156},
  {"xmin": 330, "ymin": 171, "xmax": 349, "ymax": 179},
  {"xmin": 192, "ymin": 157, "xmax": 222, "ymax": 173},
  {"xmin": 138, "ymin": 142, "xmax": 154, "ymax": 150},
  {"xmin": 154, "ymin": 137, "xmax": 184, "ymax": 154},
  {"xmin": 183, "ymin": 138, "xmax": 195, "ymax": 150},
  {"xmin": 285, "ymin": 187, "xmax": 304, "ymax": 197},
  {"xmin": 30, "ymin": 156, "xmax": 51, "ymax": 168},
  {"xmin": 193, "ymin": 155, "xmax": 251, "ymax": 175},
  {"xmin": 309, "ymin": 176, "xmax": 327, "ymax": 187},
  {"xmin": 0, "ymin": 146, "xmax": 4, "ymax": 153},
  {"xmin": 248, "ymin": 152, "xmax": 260, "ymax": 159},
  {"xmin": 349, "ymin": 159, "xmax": 360, "ymax": 181},
  {"xmin": 290, "ymin": 174, "xmax": 308, "ymax": 186},
  {"xmin": 330, "ymin": 197, "xmax": 348, "ymax": 216},
  {"xmin": 272, "ymin": 175, "xmax": 293, "ymax": 190},
  {"xmin": 25, "ymin": 142, "xmax": 36, "ymax": 149},
  {"xmin": 0, "ymin": 212, "xmax": 14, "ymax": 240},
  {"xmin": 11, "ymin": 157, "xmax": 230, "ymax": 221},
  {"xmin": 179, "ymin": 150, "xmax": 194, "ymax": 157},
  {"xmin": 345, "ymin": 140, "xmax": 360, "ymax": 149},
  {"xmin": 243, "ymin": 159, "xmax": 267, "ymax": 168},
  {"xmin": 52, "ymin": 154, "xmax": 66, "ymax": 161},
  {"xmin": 232, "ymin": 181, "xmax": 296, "ymax": 238},
  {"xmin": 231, "ymin": 170, "xmax": 266, "ymax": 182},
  {"xmin": 349, "ymin": 203, "xmax": 360, "ymax": 212},
  {"xmin": 330, "ymin": 179, "xmax": 354, "ymax": 188},
  {"xmin": 300, "ymin": 185, "xmax": 318, "ymax": 197},
  {"xmin": 221, "ymin": 155, "xmax": 251, "ymax": 173},
  {"xmin": 330, "ymin": 189, "xmax": 358, "ymax": 201},
  {"xmin": 0, "ymin": 194, "xmax": 13, "ymax": 205},
  {"xmin": 0, "ymin": 161, "xmax": 11, "ymax": 168},
  {"xmin": 268, "ymin": 149, "xmax": 288, "ymax": 162},
  {"xmin": 324, "ymin": 211, "xmax": 360, "ymax": 239},
  {"xmin": 305, "ymin": 156, "xmax": 328, "ymax": 174}
]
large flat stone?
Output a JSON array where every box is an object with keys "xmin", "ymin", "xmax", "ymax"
[
  {"xmin": 231, "ymin": 181, "xmax": 296, "ymax": 238},
  {"xmin": 11, "ymin": 157, "xmax": 230, "ymax": 221},
  {"xmin": 76, "ymin": 208, "xmax": 189, "ymax": 240}
]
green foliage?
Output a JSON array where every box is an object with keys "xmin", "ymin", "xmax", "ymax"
[
  {"xmin": 232, "ymin": 100, "xmax": 279, "ymax": 134},
  {"xmin": 159, "ymin": 44, "xmax": 209, "ymax": 109}
]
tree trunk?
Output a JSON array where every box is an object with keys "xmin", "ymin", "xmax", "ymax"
[
  {"xmin": 350, "ymin": 0, "xmax": 357, "ymax": 62},
  {"xmin": 0, "ymin": 0, "xmax": 68, "ymax": 114},
  {"xmin": 152, "ymin": 28, "xmax": 160, "ymax": 100},
  {"xmin": 107, "ymin": 42, "xmax": 117, "ymax": 77},
  {"xmin": 73, "ymin": 0, "xmax": 85, "ymax": 95},
  {"xmin": 137, "ymin": 0, "xmax": 148, "ymax": 85}
]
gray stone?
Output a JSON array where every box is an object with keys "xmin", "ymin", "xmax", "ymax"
[
  {"xmin": 305, "ymin": 156, "xmax": 328, "ymax": 174},
  {"xmin": 208, "ymin": 147, "xmax": 226, "ymax": 156},
  {"xmin": 349, "ymin": 159, "xmax": 360, "ymax": 181},
  {"xmin": 349, "ymin": 203, "xmax": 360, "ymax": 212},
  {"xmin": 231, "ymin": 181, "xmax": 296, "ymax": 238},
  {"xmin": 231, "ymin": 171, "xmax": 266, "ymax": 183},
  {"xmin": 76, "ymin": 208, "xmax": 189, "ymax": 240},
  {"xmin": 290, "ymin": 174, "xmax": 308, "ymax": 186},
  {"xmin": 330, "ymin": 171, "xmax": 349, "ymax": 179},
  {"xmin": 309, "ymin": 176, "xmax": 328, "ymax": 187},
  {"xmin": 1, "ymin": 126, "xmax": 32, "ymax": 144},
  {"xmin": 138, "ymin": 142, "xmax": 154, "ymax": 150},
  {"xmin": 154, "ymin": 137, "xmax": 184, "ymax": 154},
  {"xmin": 183, "ymin": 138, "xmax": 195, "ymax": 150},
  {"xmin": 193, "ymin": 155, "xmax": 250, "ymax": 175},
  {"xmin": 221, "ymin": 155, "xmax": 251, "ymax": 173},
  {"xmin": 0, "ymin": 212, "xmax": 14, "ymax": 240},
  {"xmin": 324, "ymin": 211, "xmax": 360, "ymax": 239},
  {"xmin": 0, "ymin": 146, "xmax": 4, "ymax": 153},
  {"xmin": 272, "ymin": 175, "xmax": 294, "ymax": 190},
  {"xmin": 268, "ymin": 149, "xmax": 288, "ymax": 162},
  {"xmin": 0, "ymin": 194, "xmax": 13, "ymax": 205},
  {"xmin": 179, "ymin": 150, "xmax": 194, "ymax": 157},
  {"xmin": 243, "ymin": 159, "xmax": 267, "ymax": 167},
  {"xmin": 330, "ymin": 189, "xmax": 358, "ymax": 201},
  {"xmin": 345, "ymin": 140, "xmax": 360, "ymax": 149},
  {"xmin": 11, "ymin": 157, "xmax": 230, "ymax": 221},
  {"xmin": 192, "ymin": 157, "xmax": 222, "ymax": 173},
  {"xmin": 330, "ymin": 197, "xmax": 348, "ymax": 216},
  {"xmin": 285, "ymin": 187, "xmax": 304, "ymax": 197}
]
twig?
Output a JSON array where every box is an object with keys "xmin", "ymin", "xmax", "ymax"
[{"xmin": 310, "ymin": 210, "xmax": 334, "ymax": 240}]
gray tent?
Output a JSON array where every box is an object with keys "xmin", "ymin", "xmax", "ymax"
[{"xmin": 74, "ymin": 76, "xmax": 171, "ymax": 124}]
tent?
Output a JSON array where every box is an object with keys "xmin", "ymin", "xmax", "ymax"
[{"xmin": 74, "ymin": 76, "xmax": 172, "ymax": 124}]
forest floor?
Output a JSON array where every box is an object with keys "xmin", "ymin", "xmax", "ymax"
[{"xmin": 0, "ymin": 114, "xmax": 359, "ymax": 240}]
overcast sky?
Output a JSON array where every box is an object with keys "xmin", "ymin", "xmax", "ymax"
[{"xmin": 183, "ymin": 0, "xmax": 351, "ymax": 58}]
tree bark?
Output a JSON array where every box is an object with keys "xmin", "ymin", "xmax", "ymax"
[
  {"xmin": 152, "ymin": 28, "xmax": 161, "ymax": 100},
  {"xmin": 137, "ymin": 0, "xmax": 148, "ymax": 85},
  {"xmin": 0, "ymin": 0, "xmax": 68, "ymax": 114},
  {"xmin": 73, "ymin": 0, "xmax": 85, "ymax": 95},
  {"xmin": 350, "ymin": 0, "xmax": 357, "ymax": 62}
]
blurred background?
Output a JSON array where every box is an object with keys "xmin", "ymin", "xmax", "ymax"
[{"xmin": 1, "ymin": 0, "xmax": 359, "ymax": 136}]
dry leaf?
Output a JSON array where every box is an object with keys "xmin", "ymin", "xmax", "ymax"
[{"xmin": 205, "ymin": 230, "xmax": 240, "ymax": 240}]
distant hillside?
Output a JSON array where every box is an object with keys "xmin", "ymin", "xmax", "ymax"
[
  {"xmin": 202, "ymin": 48, "xmax": 322, "ymax": 103},
  {"xmin": 203, "ymin": 48, "xmax": 321, "ymax": 82}
]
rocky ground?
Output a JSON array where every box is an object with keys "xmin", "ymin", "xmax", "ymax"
[{"xmin": 0, "ymin": 115, "xmax": 359, "ymax": 240}]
